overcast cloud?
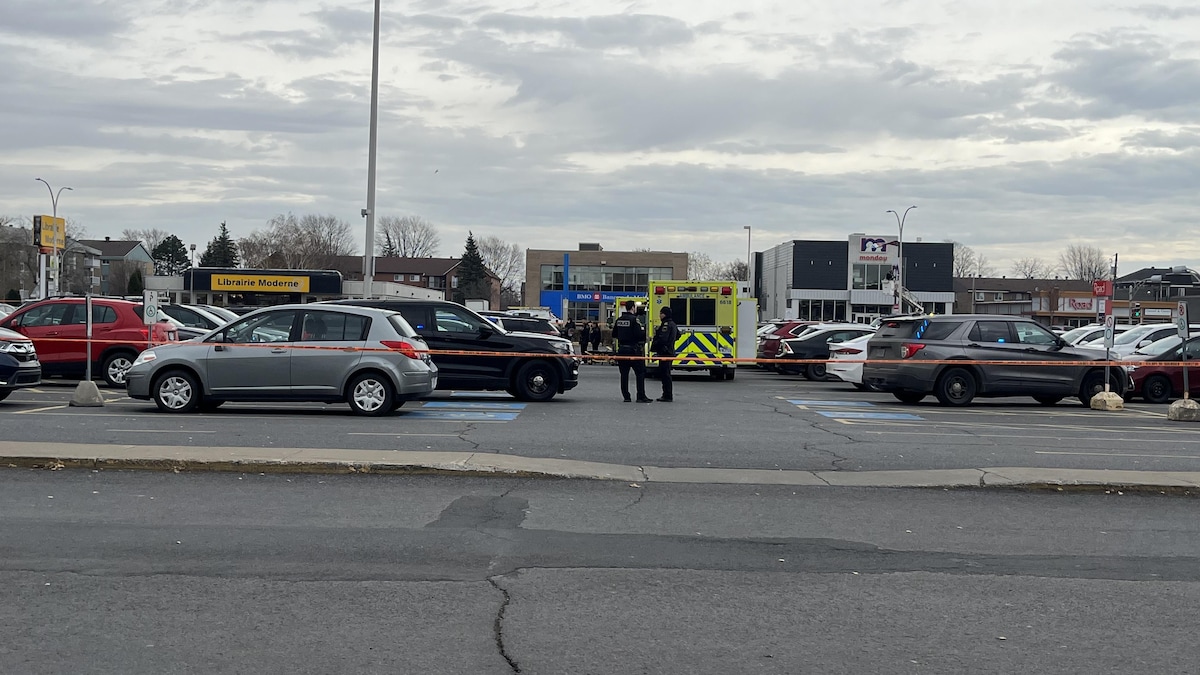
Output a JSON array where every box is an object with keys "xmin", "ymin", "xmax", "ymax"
[{"xmin": 2, "ymin": 0, "xmax": 1199, "ymax": 274}]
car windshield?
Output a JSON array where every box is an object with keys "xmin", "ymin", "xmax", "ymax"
[
  {"xmin": 1138, "ymin": 335, "xmax": 1182, "ymax": 356},
  {"xmin": 1060, "ymin": 326, "xmax": 1098, "ymax": 343},
  {"xmin": 1113, "ymin": 326, "xmax": 1158, "ymax": 345}
]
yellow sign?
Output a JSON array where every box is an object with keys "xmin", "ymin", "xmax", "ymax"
[
  {"xmin": 34, "ymin": 215, "xmax": 66, "ymax": 249},
  {"xmin": 211, "ymin": 274, "xmax": 310, "ymax": 293}
]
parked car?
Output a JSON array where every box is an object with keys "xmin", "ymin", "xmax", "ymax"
[
  {"xmin": 0, "ymin": 297, "xmax": 178, "ymax": 387},
  {"xmin": 825, "ymin": 333, "xmax": 878, "ymax": 391},
  {"xmin": 0, "ymin": 326, "xmax": 41, "ymax": 401},
  {"xmin": 1082, "ymin": 324, "xmax": 1200, "ymax": 358},
  {"xmin": 1123, "ymin": 336, "xmax": 1200, "ymax": 403},
  {"xmin": 1058, "ymin": 325, "xmax": 1132, "ymax": 346},
  {"xmin": 776, "ymin": 325, "xmax": 875, "ymax": 379},
  {"xmin": 126, "ymin": 305, "xmax": 436, "ymax": 415},
  {"xmin": 479, "ymin": 311, "xmax": 561, "ymax": 336},
  {"xmin": 0, "ymin": 303, "xmax": 17, "ymax": 318},
  {"xmin": 159, "ymin": 304, "xmax": 231, "ymax": 332},
  {"xmin": 197, "ymin": 305, "xmax": 240, "ymax": 322},
  {"xmin": 863, "ymin": 315, "xmax": 1129, "ymax": 406},
  {"xmin": 757, "ymin": 321, "xmax": 818, "ymax": 370},
  {"xmin": 326, "ymin": 298, "xmax": 579, "ymax": 401}
]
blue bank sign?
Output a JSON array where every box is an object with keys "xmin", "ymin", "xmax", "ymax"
[{"xmin": 540, "ymin": 290, "xmax": 647, "ymax": 306}]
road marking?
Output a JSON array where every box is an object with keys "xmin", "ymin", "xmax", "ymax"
[
  {"xmin": 787, "ymin": 400, "xmax": 877, "ymax": 407},
  {"xmin": 401, "ymin": 410, "xmax": 521, "ymax": 421},
  {"xmin": 1036, "ymin": 450, "xmax": 1200, "ymax": 460},
  {"xmin": 14, "ymin": 404, "xmax": 68, "ymax": 414},
  {"xmin": 422, "ymin": 401, "xmax": 527, "ymax": 410},
  {"xmin": 817, "ymin": 411, "xmax": 924, "ymax": 420},
  {"xmin": 108, "ymin": 429, "xmax": 217, "ymax": 434},
  {"xmin": 859, "ymin": 429, "xmax": 1200, "ymax": 444},
  {"xmin": 449, "ymin": 392, "xmax": 514, "ymax": 399}
]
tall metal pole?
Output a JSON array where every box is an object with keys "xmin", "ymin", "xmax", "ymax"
[
  {"xmin": 743, "ymin": 225, "xmax": 752, "ymax": 292},
  {"xmin": 35, "ymin": 178, "xmax": 72, "ymax": 298},
  {"xmin": 361, "ymin": 0, "xmax": 381, "ymax": 299},
  {"xmin": 887, "ymin": 206, "xmax": 916, "ymax": 313},
  {"xmin": 189, "ymin": 243, "xmax": 197, "ymax": 304}
]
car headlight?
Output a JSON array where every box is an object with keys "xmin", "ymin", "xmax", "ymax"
[
  {"xmin": 0, "ymin": 341, "xmax": 32, "ymax": 354},
  {"xmin": 1124, "ymin": 365, "xmax": 1138, "ymax": 373},
  {"xmin": 132, "ymin": 351, "xmax": 158, "ymax": 367},
  {"xmin": 550, "ymin": 341, "xmax": 572, "ymax": 355}
]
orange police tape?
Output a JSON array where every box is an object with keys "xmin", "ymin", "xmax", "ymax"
[{"xmin": 23, "ymin": 336, "xmax": 1192, "ymax": 368}]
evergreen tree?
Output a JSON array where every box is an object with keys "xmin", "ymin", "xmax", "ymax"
[
  {"xmin": 5, "ymin": 288, "xmax": 20, "ymax": 302},
  {"xmin": 126, "ymin": 269, "xmax": 145, "ymax": 296},
  {"xmin": 151, "ymin": 234, "xmax": 190, "ymax": 276},
  {"xmin": 199, "ymin": 221, "xmax": 240, "ymax": 268},
  {"xmin": 453, "ymin": 232, "xmax": 490, "ymax": 304}
]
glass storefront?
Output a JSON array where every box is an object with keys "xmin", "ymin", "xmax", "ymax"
[{"xmin": 541, "ymin": 265, "xmax": 674, "ymax": 292}]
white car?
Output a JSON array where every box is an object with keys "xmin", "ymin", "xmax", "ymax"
[
  {"xmin": 827, "ymin": 332, "xmax": 876, "ymax": 391},
  {"xmin": 1060, "ymin": 324, "xmax": 1132, "ymax": 346},
  {"xmin": 1080, "ymin": 323, "xmax": 1200, "ymax": 358}
]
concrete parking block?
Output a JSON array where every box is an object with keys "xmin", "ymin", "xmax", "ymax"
[
  {"xmin": 980, "ymin": 467, "xmax": 1200, "ymax": 489},
  {"xmin": 1090, "ymin": 392, "xmax": 1124, "ymax": 411},
  {"xmin": 816, "ymin": 469, "xmax": 985, "ymax": 488},
  {"xmin": 1167, "ymin": 398, "xmax": 1200, "ymax": 422},
  {"xmin": 642, "ymin": 466, "xmax": 827, "ymax": 485}
]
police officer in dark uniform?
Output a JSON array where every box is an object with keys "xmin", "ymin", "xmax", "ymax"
[
  {"xmin": 613, "ymin": 300, "xmax": 652, "ymax": 402},
  {"xmin": 651, "ymin": 306, "xmax": 681, "ymax": 402}
]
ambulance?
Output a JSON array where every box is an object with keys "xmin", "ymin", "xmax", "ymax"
[{"xmin": 647, "ymin": 281, "xmax": 738, "ymax": 380}]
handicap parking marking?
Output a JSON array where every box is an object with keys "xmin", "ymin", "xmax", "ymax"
[
  {"xmin": 816, "ymin": 411, "xmax": 924, "ymax": 421},
  {"xmin": 449, "ymin": 391, "xmax": 514, "ymax": 399},
  {"xmin": 400, "ymin": 410, "xmax": 521, "ymax": 422},
  {"xmin": 786, "ymin": 399, "xmax": 877, "ymax": 408},
  {"xmin": 421, "ymin": 401, "xmax": 527, "ymax": 410}
]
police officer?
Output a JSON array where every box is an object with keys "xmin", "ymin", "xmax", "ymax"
[
  {"xmin": 613, "ymin": 300, "xmax": 651, "ymax": 402},
  {"xmin": 651, "ymin": 306, "xmax": 680, "ymax": 402}
]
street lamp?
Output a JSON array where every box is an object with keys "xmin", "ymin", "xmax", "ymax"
[
  {"xmin": 35, "ymin": 178, "xmax": 72, "ymax": 297},
  {"xmin": 886, "ymin": 205, "xmax": 916, "ymax": 312},
  {"xmin": 189, "ymin": 243, "xmax": 197, "ymax": 304},
  {"xmin": 743, "ymin": 225, "xmax": 752, "ymax": 292},
  {"xmin": 361, "ymin": 0, "xmax": 382, "ymax": 299}
]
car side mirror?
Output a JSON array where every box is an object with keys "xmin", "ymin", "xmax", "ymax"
[
  {"xmin": 478, "ymin": 325, "xmax": 494, "ymax": 338},
  {"xmin": 208, "ymin": 333, "xmax": 226, "ymax": 344}
]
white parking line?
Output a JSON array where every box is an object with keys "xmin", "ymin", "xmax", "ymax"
[
  {"xmin": 108, "ymin": 429, "xmax": 217, "ymax": 433},
  {"xmin": 14, "ymin": 404, "xmax": 68, "ymax": 414},
  {"xmin": 1036, "ymin": 450, "xmax": 1200, "ymax": 460},
  {"xmin": 348, "ymin": 432, "xmax": 463, "ymax": 437}
]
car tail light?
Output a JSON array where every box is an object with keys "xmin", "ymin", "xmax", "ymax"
[
  {"xmin": 901, "ymin": 343, "xmax": 926, "ymax": 359},
  {"xmin": 833, "ymin": 347, "xmax": 863, "ymax": 355},
  {"xmin": 381, "ymin": 340, "xmax": 419, "ymax": 359},
  {"xmin": 780, "ymin": 342, "xmax": 793, "ymax": 355},
  {"xmin": 138, "ymin": 328, "xmax": 149, "ymax": 340}
]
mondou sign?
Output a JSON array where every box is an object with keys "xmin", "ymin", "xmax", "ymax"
[{"xmin": 849, "ymin": 234, "xmax": 897, "ymax": 264}]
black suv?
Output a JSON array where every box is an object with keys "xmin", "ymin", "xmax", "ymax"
[
  {"xmin": 328, "ymin": 299, "xmax": 578, "ymax": 401},
  {"xmin": 863, "ymin": 315, "xmax": 1129, "ymax": 407}
]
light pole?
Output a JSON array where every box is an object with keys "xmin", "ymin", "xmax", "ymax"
[
  {"xmin": 189, "ymin": 243, "xmax": 197, "ymax": 304},
  {"xmin": 361, "ymin": 0, "xmax": 382, "ymax": 299},
  {"xmin": 743, "ymin": 225, "xmax": 752, "ymax": 294},
  {"xmin": 886, "ymin": 205, "xmax": 916, "ymax": 313},
  {"xmin": 35, "ymin": 178, "xmax": 72, "ymax": 297}
]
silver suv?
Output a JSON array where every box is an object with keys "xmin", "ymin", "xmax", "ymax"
[{"xmin": 863, "ymin": 315, "xmax": 1128, "ymax": 407}]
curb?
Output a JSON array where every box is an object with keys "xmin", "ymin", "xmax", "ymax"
[{"xmin": 3, "ymin": 442, "xmax": 1200, "ymax": 493}]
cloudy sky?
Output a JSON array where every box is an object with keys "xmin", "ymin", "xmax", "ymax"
[{"xmin": 3, "ymin": 0, "xmax": 1199, "ymax": 273}]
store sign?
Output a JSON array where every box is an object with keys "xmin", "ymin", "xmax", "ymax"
[
  {"xmin": 211, "ymin": 274, "xmax": 310, "ymax": 292},
  {"xmin": 1145, "ymin": 308, "xmax": 1173, "ymax": 317},
  {"xmin": 1067, "ymin": 297, "xmax": 1094, "ymax": 311},
  {"xmin": 567, "ymin": 291, "xmax": 643, "ymax": 303},
  {"xmin": 33, "ymin": 215, "xmax": 66, "ymax": 251},
  {"xmin": 849, "ymin": 234, "xmax": 897, "ymax": 264}
]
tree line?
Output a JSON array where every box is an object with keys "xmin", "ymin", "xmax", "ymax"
[{"xmin": 950, "ymin": 241, "xmax": 1113, "ymax": 280}]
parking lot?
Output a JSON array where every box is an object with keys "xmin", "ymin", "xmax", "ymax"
[{"xmin": 4, "ymin": 364, "xmax": 1199, "ymax": 475}]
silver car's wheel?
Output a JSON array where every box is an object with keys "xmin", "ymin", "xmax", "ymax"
[
  {"xmin": 348, "ymin": 372, "xmax": 395, "ymax": 416},
  {"xmin": 103, "ymin": 352, "xmax": 135, "ymax": 387},
  {"xmin": 153, "ymin": 370, "xmax": 200, "ymax": 413}
]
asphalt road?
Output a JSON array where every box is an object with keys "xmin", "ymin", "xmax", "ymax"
[
  {"xmin": 2, "ymin": 470, "xmax": 1198, "ymax": 674},
  {"xmin": 3, "ymin": 365, "xmax": 1199, "ymax": 473}
]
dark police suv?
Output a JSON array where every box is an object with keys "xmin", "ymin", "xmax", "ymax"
[{"xmin": 328, "ymin": 299, "xmax": 579, "ymax": 401}]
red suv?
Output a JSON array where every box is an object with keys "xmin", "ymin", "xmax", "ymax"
[
  {"xmin": 0, "ymin": 298, "xmax": 177, "ymax": 387},
  {"xmin": 757, "ymin": 321, "xmax": 817, "ymax": 370}
]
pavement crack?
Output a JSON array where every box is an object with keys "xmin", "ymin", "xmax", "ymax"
[
  {"xmin": 621, "ymin": 485, "xmax": 647, "ymax": 510},
  {"xmin": 488, "ymin": 575, "xmax": 521, "ymax": 673},
  {"xmin": 457, "ymin": 424, "xmax": 482, "ymax": 451},
  {"xmin": 805, "ymin": 442, "xmax": 850, "ymax": 471}
]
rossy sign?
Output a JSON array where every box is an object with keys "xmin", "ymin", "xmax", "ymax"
[{"xmin": 1092, "ymin": 280, "xmax": 1113, "ymax": 297}]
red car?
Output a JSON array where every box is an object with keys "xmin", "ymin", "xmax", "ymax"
[
  {"xmin": 757, "ymin": 321, "xmax": 818, "ymax": 370},
  {"xmin": 0, "ymin": 298, "xmax": 177, "ymax": 387},
  {"xmin": 1124, "ymin": 337, "xmax": 1200, "ymax": 403}
]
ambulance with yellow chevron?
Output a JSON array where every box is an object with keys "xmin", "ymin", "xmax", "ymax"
[{"xmin": 646, "ymin": 280, "xmax": 738, "ymax": 380}]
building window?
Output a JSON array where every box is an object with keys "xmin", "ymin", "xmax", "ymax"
[
  {"xmin": 994, "ymin": 293, "xmax": 1004, "ymax": 301},
  {"xmin": 451, "ymin": 276, "xmax": 459, "ymax": 289},
  {"xmin": 411, "ymin": 274, "xmax": 421, "ymax": 282},
  {"xmin": 851, "ymin": 264, "xmax": 891, "ymax": 290},
  {"xmin": 539, "ymin": 265, "xmax": 675, "ymax": 292},
  {"xmin": 393, "ymin": 274, "xmax": 404, "ymax": 282},
  {"xmin": 428, "ymin": 276, "xmax": 446, "ymax": 289},
  {"xmin": 975, "ymin": 292, "xmax": 985, "ymax": 301}
]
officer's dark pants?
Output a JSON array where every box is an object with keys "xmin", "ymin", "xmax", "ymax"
[
  {"xmin": 657, "ymin": 359, "xmax": 673, "ymax": 400},
  {"xmin": 618, "ymin": 352, "xmax": 647, "ymax": 400}
]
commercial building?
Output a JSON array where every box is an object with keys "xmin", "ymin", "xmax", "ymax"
[
  {"xmin": 757, "ymin": 235, "xmax": 955, "ymax": 323},
  {"xmin": 525, "ymin": 244, "xmax": 689, "ymax": 322},
  {"xmin": 332, "ymin": 256, "xmax": 502, "ymax": 309}
]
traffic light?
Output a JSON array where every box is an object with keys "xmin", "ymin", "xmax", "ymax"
[{"xmin": 1132, "ymin": 302, "xmax": 1142, "ymax": 322}]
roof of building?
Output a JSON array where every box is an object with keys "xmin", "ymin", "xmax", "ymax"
[
  {"xmin": 952, "ymin": 277, "xmax": 1093, "ymax": 294},
  {"xmin": 1116, "ymin": 267, "xmax": 1200, "ymax": 285},
  {"xmin": 331, "ymin": 256, "xmax": 498, "ymax": 279},
  {"xmin": 78, "ymin": 239, "xmax": 146, "ymax": 258}
]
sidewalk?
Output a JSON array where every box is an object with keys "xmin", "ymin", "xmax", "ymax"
[{"xmin": 3, "ymin": 441, "xmax": 1200, "ymax": 492}]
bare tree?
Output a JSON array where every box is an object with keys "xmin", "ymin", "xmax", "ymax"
[
  {"xmin": 1057, "ymin": 244, "xmax": 1109, "ymax": 280},
  {"xmin": 121, "ymin": 228, "xmax": 171, "ymax": 253},
  {"xmin": 1010, "ymin": 257, "xmax": 1056, "ymax": 279},
  {"xmin": 714, "ymin": 259, "xmax": 748, "ymax": 281},
  {"xmin": 688, "ymin": 252, "xmax": 719, "ymax": 279},
  {"xmin": 476, "ymin": 235, "xmax": 524, "ymax": 307},
  {"xmin": 949, "ymin": 241, "xmax": 995, "ymax": 277},
  {"xmin": 240, "ymin": 213, "xmax": 357, "ymax": 270},
  {"xmin": 375, "ymin": 216, "xmax": 440, "ymax": 257}
]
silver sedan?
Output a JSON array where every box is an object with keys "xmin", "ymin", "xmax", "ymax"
[{"xmin": 126, "ymin": 304, "xmax": 437, "ymax": 415}]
